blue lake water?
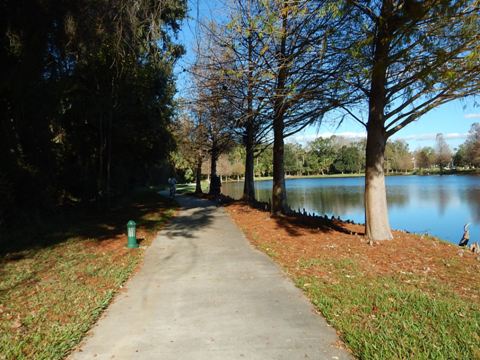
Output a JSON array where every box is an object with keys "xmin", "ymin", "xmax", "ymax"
[{"xmin": 221, "ymin": 175, "xmax": 480, "ymax": 244}]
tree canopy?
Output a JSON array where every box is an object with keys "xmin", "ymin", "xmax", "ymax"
[{"xmin": 0, "ymin": 0, "xmax": 186, "ymax": 234}]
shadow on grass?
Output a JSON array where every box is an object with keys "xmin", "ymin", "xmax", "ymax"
[{"xmin": 0, "ymin": 189, "xmax": 176, "ymax": 257}]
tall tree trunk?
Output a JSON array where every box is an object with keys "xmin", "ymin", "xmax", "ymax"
[
  {"xmin": 210, "ymin": 148, "xmax": 217, "ymax": 179},
  {"xmin": 98, "ymin": 114, "xmax": 105, "ymax": 199},
  {"xmin": 195, "ymin": 155, "xmax": 203, "ymax": 194},
  {"xmin": 106, "ymin": 107, "xmax": 112, "ymax": 200},
  {"xmin": 96, "ymin": 75, "xmax": 106, "ymax": 200},
  {"xmin": 209, "ymin": 145, "xmax": 220, "ymax": 195},
  {"xmin": 365, "ymin": 0, "xmax": 393, "ymax": 241},
  {"xmin": 243, "ymin": 122, "xmax": 255, "ymax": 201},
  {"xmin": 271, "ymin": 4, "xmax": 288, "ymax": 215},
  {"xmin": 365, "ymin": 122, "xmax": 392, "ymax": 240},
  {"xmin": 272, "ymin": 114, "xmax": 286, "ymax": 214},
  {"xmin": 106, "ymin": 78, "xmax": 116, "ymax": 200},
  {"xmin": 83, "ymin": 160, "xmax": 89, "ymax": 201},
  {"xmin": 243, "ymin": 7, "xmax": 256, "ymax": 202}
]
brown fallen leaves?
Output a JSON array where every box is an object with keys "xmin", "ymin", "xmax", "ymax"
[{"xmin": 225, "ymin": 202, "xmax": 480, "ymax": 302}]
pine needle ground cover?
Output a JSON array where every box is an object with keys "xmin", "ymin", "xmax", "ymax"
[
  {"xmin": 0, "ymin": 190, "xmax": 175, "ymax": 360},
  {"xmin": 226, "ymin": 203, "xmax": 480, "ymax": 360}
]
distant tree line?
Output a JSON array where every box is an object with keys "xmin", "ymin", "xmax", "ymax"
[
  {"xmin": 415, "ymin": 125, "xmax": 480, "ymax": 171},
  {"xmin": 176, "ymin": 124, "xmax": 479, "ymax": 180},
  {"xmin": 0, "ymin": 0, "xmax": 186, "ymax": 235}
]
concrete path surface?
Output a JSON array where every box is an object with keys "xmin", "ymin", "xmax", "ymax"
[{"xmin": 69, "ymin": 194, "xmax": 352, "ymax": 360}]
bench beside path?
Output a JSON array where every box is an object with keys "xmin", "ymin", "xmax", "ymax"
[{"xmin": 69, "ymin": 194, "xmax": 352, "ymax": 360}]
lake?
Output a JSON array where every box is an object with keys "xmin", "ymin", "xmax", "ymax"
[{"xmin": 221, "ymin": 175, "xmax": 480, "ymax": 244}]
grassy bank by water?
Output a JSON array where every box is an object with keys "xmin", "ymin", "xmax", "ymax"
[
  {"xmin": 175, "ymin": 182, "xmax": 209, "ymax": 194},
  {"xmin": 226, "ymin": 202, "xmax": 480, "ymax": 359},
  {"xmin": 224, "ymin": 168, "xmax": 479, "ymax": 183},
  {"xmin": 0, "ymin": 189, "xmax": 175, "ymax": 360}
]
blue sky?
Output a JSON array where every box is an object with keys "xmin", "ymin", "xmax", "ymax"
[
  {"xmin": 174, "ymin": 0, "xmax": 480, "ymax": 151},
  {"xmin": 289, "ymin": 102, "xmax": 480, "ymax": 150}
]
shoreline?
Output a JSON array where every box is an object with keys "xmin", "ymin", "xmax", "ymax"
[{"xmin": 220, "ymin": 169, "xmax": 479, "ymax": 183}]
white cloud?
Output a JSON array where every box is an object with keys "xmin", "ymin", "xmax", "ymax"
[
  {"xmin": 396, "ymin": 132, "xmax": 468, "ymax": 142},
  {"xmin": 465, "ymin": 113, "xmax": 480, "ymax": 119},
  {"xmin": 286, "ymin": 133, "xmax": 317, "ymax": 144}
]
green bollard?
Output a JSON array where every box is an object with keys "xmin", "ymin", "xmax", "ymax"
[{"xmin": 127, "ymin": 220, "xmax": 138, "ymax": 248}]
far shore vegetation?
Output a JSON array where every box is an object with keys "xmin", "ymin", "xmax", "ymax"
[
  {"xmin": 175, "ymin": 129, "xmax": 480, "ymax": 184},
  {"xmin": 233, "ymin": 167, "xmax": 479, "ymax": 182}
]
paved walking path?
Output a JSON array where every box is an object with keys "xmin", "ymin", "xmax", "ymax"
[{"xmin": 70, "ymin": 194, "xmax": 352, "ymax": 360}]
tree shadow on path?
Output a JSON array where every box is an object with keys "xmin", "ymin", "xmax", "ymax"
[{"xmin": 162, "ymin": 204, "xmax": 217, "ymax": 240}]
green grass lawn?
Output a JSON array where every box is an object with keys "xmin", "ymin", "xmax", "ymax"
[
  {"xmin": 287, "ymin": 249, "xmax": 480, "ymax": 360},
  {"xmin": 296, "ymin": 272, "xmax": 480, "ymax": 359},
  {"xmin": 0, "ymin": 190, "xmax": 175, "ymax": 360},
  {"xmin": 175, "ymin": 181, "xmax": 209, "ymax": 194}
]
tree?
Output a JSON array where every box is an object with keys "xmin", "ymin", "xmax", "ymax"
[
  {"xmin": 435, "ymin": 133, "xmax": 452, "ymax": 170},
  {"xmin": 217, "ymin": 154, "xmax": 234, "ymax": 180},
  {"xmin": 0, "ymin": 0, "xmax": 186, "ymax": 235},
  {"xmin": 452, "ymin": 123, "xmax": 480, "ymax": 168},
  {"xmin": 256, "ymin": 0, "xmax": 353, "ymax": 214},
  {"xmin": 189, "ymin": 37, "xmax": 235, "ymax": 195},
  {"xmin": 385, "ymin": 140, "xmax": 412, "ymax": 173},
  {"xmin": 284, "ymin": 143, "xmax": 305, "ymax": 175},
  {"xmin": 415, "ymin": 147, "xmax": 435, "ymax": 170},
  {"xmin": 228, "ymin": 146, "xmax": 246, "ymax": 180},
  {"xmin": 343, "ymin": 0, "xmax": 480, "ymax": 240},
  {"xmin": 220, "ymin": 0, "xmax": 273, "ymax": 201},
  {"xmin": 465, "ymin": 123, "xmax": 480, "ymax": 167},
  {"xmin": 172, "ymin": 113, "xmax": 208, "ymax": 192},
  {"xmin": 255, "ymin": 146, "xmax": 274, "ymax": 177},
  {"xmin": 332, "ymin": 145, "xmax": 363, "ymax": 174},
  {"xmin": 453, "ymin": 144, "xmax": 468, "ymax": 168},
  {"xmin": 307, "ymin": 137, "xmax": 337, "ymax": 175}
]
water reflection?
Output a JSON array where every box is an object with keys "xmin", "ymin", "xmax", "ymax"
[
  {"xmin": 222, "ymin": 175, "xmax": 480, "ymax": 244},
  {"xmin": 437, "ymin": 187, "xmax": 450, "ymax": 216},
  {"xmin": 466, "ymin": 188, "xmax": 480, "ymax": 222}
]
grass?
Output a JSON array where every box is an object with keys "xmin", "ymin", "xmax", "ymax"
[
  {"xmin": 296, "ymin": 256, "xmax": 480, "ymax": 360},
  {"xmin": 257, "ymin": 243, "xmax": 278, "ymax": 258},
  {"xmin": 238, "ymin": 168, "xmax": 479, "ymax": 182},
  {"xmin": 296, "ymin": 272, "xmax": 480, "ymax": 359},
  {"xmin": 0, "ymin": 189, "xmax": 175, "ymax": 360},
  {"xmin": 225, "ymin": 203, "xmax": 480, "ymax": 360},
  {"xmin": 295, "ymin": 255, "xmax": 480, "ymax": 360},
  {"xmin": 175, "ymin": 181, "xmax": 209, "ymax": 195}
]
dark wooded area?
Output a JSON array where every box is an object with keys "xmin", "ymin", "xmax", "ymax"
[{"xmin": 0, "ymin": 0, "xmax": 187, "ymax": 243}]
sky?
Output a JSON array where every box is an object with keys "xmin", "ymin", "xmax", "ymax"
[
  {"xmin": 173, "ymin": 0, "xmax": 480, "ymax": 151},
  {"xmin": 289, "ymin": 102, "xmax": 480, "ymax": 150}
]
